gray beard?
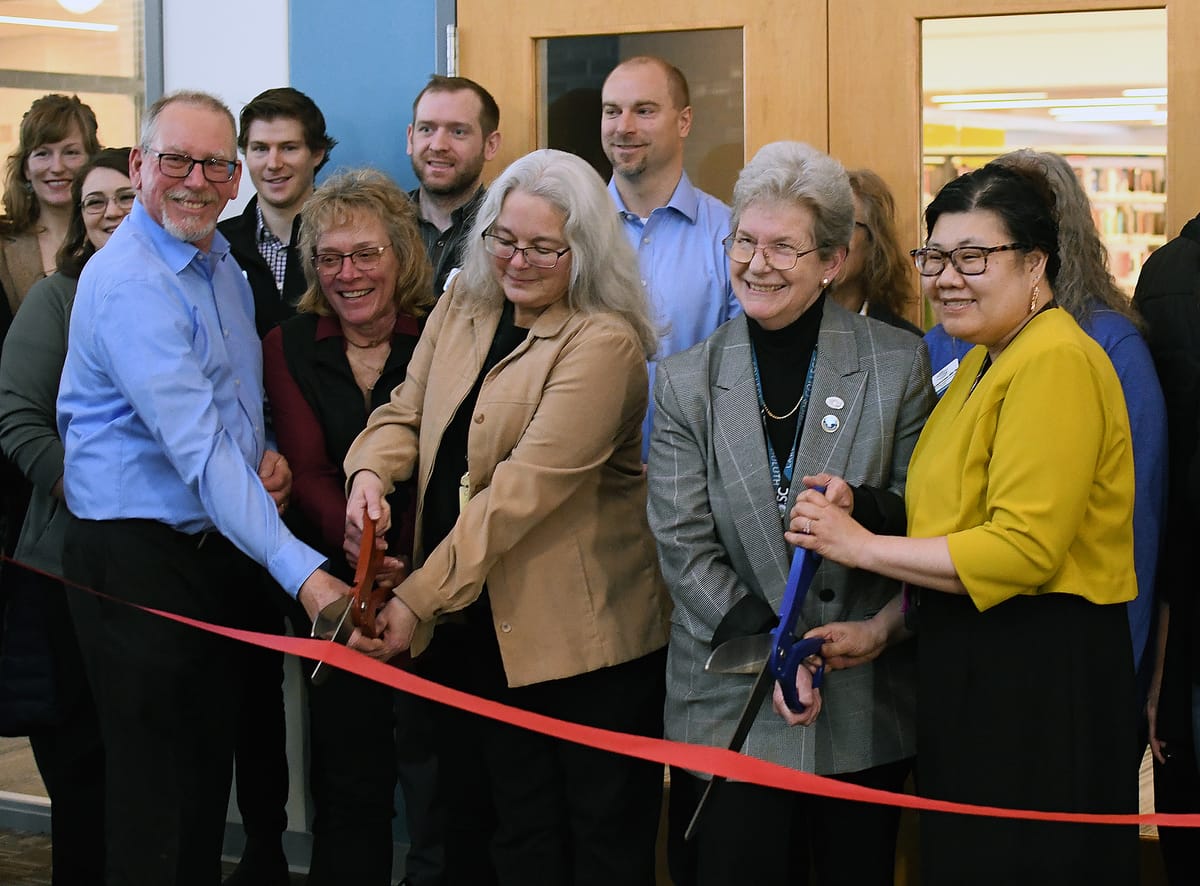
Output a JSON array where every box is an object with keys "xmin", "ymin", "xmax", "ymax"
[{"xmin": 162, "ymin": 213, "xmax": 216, "ymax": 245}]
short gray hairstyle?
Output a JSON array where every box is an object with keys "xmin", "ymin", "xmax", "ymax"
[
  {"xmin": 732, "ymin": 141, "xmax": 854, "ymax": 259},
  {"xmin": 456, "ymin": 149, "xmax": 658, "ymax": 358},
  {"xmin": 141, "ymin": 90, "xmax": 237, "ymax": 153}
]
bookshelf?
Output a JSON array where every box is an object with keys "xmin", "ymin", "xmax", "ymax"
[{"xmin": 922, "ymin": 148, "xmax": 1167, "ymax": 295}]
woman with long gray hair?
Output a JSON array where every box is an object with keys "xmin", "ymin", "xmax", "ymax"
[{"xmin": 342, "ymin": 149, "xmax": 669, "ymax": 886}]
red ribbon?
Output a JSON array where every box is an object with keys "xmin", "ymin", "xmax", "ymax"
[{"xmin": 8, "ymin": 556, "xmax": 1196, "ymax": 828}]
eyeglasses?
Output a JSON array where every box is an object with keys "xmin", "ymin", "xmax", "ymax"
[
  {"xmin": 482, "ymin": 233, "xmax": 570, "ymax": 269},
  {"xmin": 312, "ymin": 245, "xmax": 391, "ymax": 276},
  {"xmin": 910, "ymin": 243, "xmax": 1027, "ymax": 277},
  {"xmin": 81, "ymin": 190, "xmax": 137, "ymax": 215},
  {"xmin": 144, "ymin": 148, "xmax": 238, "ymax": 183},
  {"xmin": 723, "ymin": 234, "xmax": 821, "ymax": 271}
]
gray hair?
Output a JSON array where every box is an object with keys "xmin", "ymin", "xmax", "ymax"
[
  {"xmin": 141, "ymin": 90, "xmax": 237, "ymax": 153},
  {"xmin": 456, "ymin": 149, "xmax": 658, "ymax": 358},
  {"xmin": 732, "ymin": 141, "xmax": 853, "ymax": 259},
  {"xmin": 994, "ymin": 148, "xmax": 1136, "ymax": 326}
]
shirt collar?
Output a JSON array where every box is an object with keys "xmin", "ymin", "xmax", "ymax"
[
  {"xmin": 126, "ymin": 197, "xmax": 233, "ymax": 275},
  {"xmin": 255, "ymin": 201, "xmax": 284, "ymax": 246},
  {"xmin": 607, "ymin": 170, "xmax": 700, "ymax": 224}
]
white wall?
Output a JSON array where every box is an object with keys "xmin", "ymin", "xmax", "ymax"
[{"xmin": 162, "ymin": 0, "xmax": 290, "ymax": 216}]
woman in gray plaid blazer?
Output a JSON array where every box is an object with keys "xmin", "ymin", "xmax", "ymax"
[{"xmin": 647, "ymin": 142, "xmax": 935, "ymax": 886}]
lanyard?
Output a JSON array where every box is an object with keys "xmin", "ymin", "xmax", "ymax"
[{"xmin": 750, "ymin": 347, "xmax": 818, "ymax": 516}]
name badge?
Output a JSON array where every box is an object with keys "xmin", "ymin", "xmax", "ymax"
[
  {"xmin": 459, "ymin": 470, "xmax": 470, "ymax": 514},
  {"xmin": 932, "ymin": 358, "xmax": 959, "ymax": 396}
]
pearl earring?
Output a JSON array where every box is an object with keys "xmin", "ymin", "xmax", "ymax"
[{"xmin": 821, "ymin": 277, "xmax": 829, "ymax": 287}]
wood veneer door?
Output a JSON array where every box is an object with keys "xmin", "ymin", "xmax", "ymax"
[
  {"xmin": 456, "ymin": 0, "xmax": 829, "ymax": 186},
  {"xmin": 827, "ymin": 0, "xmax": 1198, "ymax": 254}
]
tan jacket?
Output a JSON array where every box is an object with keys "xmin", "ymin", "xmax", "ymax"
[
  {"xmin": 0, "ymin": 230, "xmax": 45, "ymax": 315},
  {"xmin": 344, "ymin": 281, "xmax": 669, "ymax": 687}
]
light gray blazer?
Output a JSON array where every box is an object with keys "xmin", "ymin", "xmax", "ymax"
[{"xmin": 648, "ymin": 301, "xmax": 935, "ymax": 776}]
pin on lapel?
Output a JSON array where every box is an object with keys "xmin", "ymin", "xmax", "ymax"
[
  {"xmin": 825, "ymin": 395, "xmax": 844, "ymax": 409},
  {"xmin": 820, "ymin": 414, "xmax": 840, "ymax": 433}
]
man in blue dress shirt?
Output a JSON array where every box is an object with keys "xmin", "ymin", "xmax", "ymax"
[
  {"xmin": 601, "ymin": 56, "xmax": 740, "ymax": 459},
  {"xmin": 56, "ymin": 91, "xmax": 374, "ymax": 886}
]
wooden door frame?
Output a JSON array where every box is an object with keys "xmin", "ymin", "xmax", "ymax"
[
  {"xmin": 828, "ymin": 0, "xmax": 1196, "ymax": 253},
  {"xmin": 457, "ymin": 0, "xmax": 830, "ymax": 183}
]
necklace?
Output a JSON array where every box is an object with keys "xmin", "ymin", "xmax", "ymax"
[
  {"xmin": 761, "ymin": 396, "xmax": 803, "ymax": 421},
  {"xmin": 345, "ymin": 329, "xmax": 392, "ymax": 349}
]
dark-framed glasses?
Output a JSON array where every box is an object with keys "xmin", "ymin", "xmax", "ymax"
[
  {"xmin": 81, "ymin": 190, "xmax": 137, "ymax": 215},
  {"xmin": 145, "ymin": 148, "xmax": 238, "ymax": 183},
  {"xmin": 910, "ymin": 243, "xmax": 1027, "ymax": 277},
  {"xmin": 482, "ymin": 232, "xmax": 570, "ymax": 269},
  {"xmin": 722, "ymin": 234, "xmax": 821, "ymax": 271},
  {"xmin": 312, "ymin": 245, "xmax": 391, "ymax": 276}
]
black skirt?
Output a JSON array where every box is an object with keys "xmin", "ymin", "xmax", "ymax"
[{"xmin": 916, "ymin": 589, "xmax": 1139, "ymax": 886}]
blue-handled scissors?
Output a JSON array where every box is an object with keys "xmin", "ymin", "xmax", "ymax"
[
  {"xmin": 687, "ymin": 491, "xmax": 828, "ymax": 840},
  {"xmin": 768, "ymin": 544, "xmax": 826, "ymax": 713}
]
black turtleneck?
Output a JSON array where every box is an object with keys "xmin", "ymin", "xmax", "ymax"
[
  {"xmin": 746, "ymin": 294, "xmax": 901, "ymax": 535},
  {"xmin": 747, "ymin": 294, "xmax": 824, "ymax": 463}
]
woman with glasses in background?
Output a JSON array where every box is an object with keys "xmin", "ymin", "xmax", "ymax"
[
  {"xmin": 787, "ymin": 161, "xmax": 1140, "ymax": 885},
  {"xmin": 262, "ymin": 167, "xmax": 431, "ymax": 886},
  {"xmin": 648, "ymin": 141, "xmax": 934, "ymax": 886},
  {"xmin": 830, "ymin": 168, "xmax": 923, "ymax": 337},
  {"xmin": 342, "ymin": 149, "xmax": 669, "ymax": 886},
  {"xmin": 0, "ymin": 146, "xmax": 133, "ymax": 885}
]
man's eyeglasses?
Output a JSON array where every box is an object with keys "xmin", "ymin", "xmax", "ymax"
[
  {"xmin": 312, "ymin": 245, "xmax": 391, "ymax": 276},
  {"xmin": 145, "ymin": 148, "xmax": 238, "ymax": 183},
  {"xmin": 723, "ymin": 234, "xmax": 821, "ymax": 271},
  {"xmin": 482, "ymin": 233, "xmax": 570, "ymax": 269},
  {"xmin": 81, "ymin": 190, "xmax": 137, "ymax": 215},
  {"xmin": 910, "ymin": 243, "xmax": 1027, "ymax": 277}
]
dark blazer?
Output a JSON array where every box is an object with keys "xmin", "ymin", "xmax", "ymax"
[
  {"xmin": 218, "ymin": 196, "xmax": 308, "ymax": 338},
  {"xmin": 648, "ymin": 302, "xmax": 935, "ymax": 775}
]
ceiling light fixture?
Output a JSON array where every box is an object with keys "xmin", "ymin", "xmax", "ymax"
[
  {"xmin": 1122, "ymin": 87, "xmax": 1168, "ymax": 98},
  {"xmin": 57, "ymin": 0, "xmax": 103, "ymax": 12},
  {"xmin": 0, "ymin": 14, "xmax": 116, "ymax": 31},
  {"xmin": 1049, "ymin": 106, "xmax": 1166, "ymax": 123},
  {"xmin": 939, "ymin": 96, "xmax": 1162, "ymax": 112},
  {"xmin": 930, "ymin": 91, "xmax": 1048, "ymax": 104}
]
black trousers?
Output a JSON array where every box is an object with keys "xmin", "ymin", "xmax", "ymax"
[
  {"xmin": 667, "ymin": 758, "xmax": 911, "ymax": 886},
  {"xmin": 230, "ymin": 581, "xmax": 290, "ymax": 854},
  {"xmin": 26, "ymin": 567, "xmax": 106, "ymax": 886},
  {"xmin": 64, "ymin": 518, "xmax": 258, "ymax": 886},
  {"xmin": 423, "ymin": 621, "xmax": 666, "ymax": 886},
  {"xmin": 289, "ymin": 596, "xmax": 398, "ymax": 886}
]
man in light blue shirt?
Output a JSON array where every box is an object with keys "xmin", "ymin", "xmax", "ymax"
[
  {"xmin": 602, "ymin": 56, "xmax": 739, "ymax": 458},
  {"xmin": 56, "ymin": 91, "xmax": 374, "ymax": 885}
]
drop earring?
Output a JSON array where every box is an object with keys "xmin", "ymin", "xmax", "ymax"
[{"xmin": 1029, "ymin": 283, "xmax": 1040, "ymax": 314}]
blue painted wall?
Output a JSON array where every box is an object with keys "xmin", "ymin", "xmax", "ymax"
[{"xmin": 290, "ymin": 0, "xmax": 440, "ymax": 191}]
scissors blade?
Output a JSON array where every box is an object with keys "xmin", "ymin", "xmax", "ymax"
[
  {"xmin": 704, "ymin": 633, "xmax": 772, "ymax": 675},
  {"xmin": 309, "ymin": 595, "xmax": 354, "ymax": 685},
  {"xmin": 684, "ymin": 663, "xmax": 774, "ymax": 841}
]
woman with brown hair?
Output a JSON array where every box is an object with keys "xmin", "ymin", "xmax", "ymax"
[
  {"xmin": 0, "ymin": 94, "xmax": 100, "ymax": 313},
  {"xmin": 831, "ymin": 168, "xmax": 922, "ymax": 336}
]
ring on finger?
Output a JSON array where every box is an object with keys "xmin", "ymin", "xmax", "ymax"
[{"xmin": 804, "ymin": 519, "xmax": 813, "ymax": 534}]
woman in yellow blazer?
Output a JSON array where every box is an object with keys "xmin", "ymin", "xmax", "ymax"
[
  {"xmin": 784, "ymin": 162, "xmax": 1139, "ymax": 886},
  {"xmin": 342, "ymin": 149, "xmax": 669, "ymax": 886}
]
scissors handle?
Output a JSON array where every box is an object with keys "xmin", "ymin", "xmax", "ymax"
[
  {"xmin": 771, "ymin": 635, "xmax": 826, "ymax": 713},
  {"xmin": 350, "ymin": 510, "xmax": 388, "ymax": 638}
]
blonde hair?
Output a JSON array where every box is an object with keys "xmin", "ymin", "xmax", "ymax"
[{"xmin": 297, "ymin": 167, "xmax": 433, "ymax": 319}]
